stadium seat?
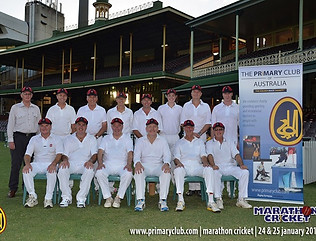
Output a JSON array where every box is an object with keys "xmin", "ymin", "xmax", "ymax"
[
  {"xmin": 22, "ymin": 173, "xmax": 57, "ymax": 205},
  {"xmin": 172, "ymin": 176, "xmax": 207, "ymax": 205},
  {"xmin": 98, "ymin": 175, "xmax": 132, "ymax": 206},
  {"xmin": 221, "ymin": 175, "xmax": 238, "ymax": 199},
  {"xmin": 57, "ymin": 174, "xmax": 93, "ymax": 205},
  {"xmin": 135, "ymin": 176, "xmax": 164, "ymax": 205}
]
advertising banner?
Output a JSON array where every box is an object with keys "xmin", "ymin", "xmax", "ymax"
[{"xmin": 239, "ymin": 64, "xmax": 303, "ymax": 204}]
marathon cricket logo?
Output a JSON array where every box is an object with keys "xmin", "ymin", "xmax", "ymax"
[
  {"xmin": 253, "ymin": 206, "xmax": 315, "ymax": 223},
  {"xmin": 0, "ymin": 207, "xmax": 7, "ymax": 234},
  {"xmin": 269, "ymin": 97, "xmax": 303, "ymax": 146}
]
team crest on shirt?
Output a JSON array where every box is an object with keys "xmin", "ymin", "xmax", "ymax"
[{"xmin": 50, "ymin": 144, "xmax": 53, "ymax": 147}]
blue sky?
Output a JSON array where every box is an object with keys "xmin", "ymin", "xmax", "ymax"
[{"xmin": 1, "ymin": 0, "xmax": 238, "ymax": 27}]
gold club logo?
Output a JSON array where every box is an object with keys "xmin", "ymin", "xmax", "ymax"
[
  {"xmin": 269, "ymin": 97, "xmax": 303, "ymax": 146},
  {"xmin": 0, "ymin": 207, "xmax": 7, "ymax": 234}
]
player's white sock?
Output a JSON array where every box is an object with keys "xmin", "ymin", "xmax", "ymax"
[
  {"xmin": 208, "ymin": 193, "xmax": 214, "ymax": 202},
  {"xmin": 178, "ymin": 193, "xmax": 184, "ymax": 202}
]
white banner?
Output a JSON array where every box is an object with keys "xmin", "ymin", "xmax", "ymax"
[{"xmin": 239, "ymin": 64, "xmax": 303, "ymax": 204}]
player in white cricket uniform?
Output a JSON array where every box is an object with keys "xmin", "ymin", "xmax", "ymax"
[
  {"xmin": 211, "ymin": 86, "xmax": 239, "ymax": 145},
  {"xmin": 206, "ymin": 122, "xmax": 252, "ymax": 209},
  {"xmin": 158, "ymin": 89, "xmax": 182, "ymax": 184},
  {"xmin": 58, "ymin": 117, "xmax": 98, "ymax": 208},
  {"xmin": 173, "ymin": 120, "xmax": 219, "ymax": 212},
  {"xmin": 46, "ymin": 88, "xmax": 76, "ymax": 140},
  {"xmin": 95, "ymin": 117, "xmax": 133, "ymax": 208},
  {"xmin": 132, "ymin": 94, "xmax": 162, "ymax": 138},
  {"xmin": 180, "ymin": 85, "xmax": 212, "ymax": 195},
  {"xmin": 76, "ymin": 89, "xmax": 107, "ymax": 145},
  {"xmin": 134, "ymin": 118, "xmax": 171, "ymax": 212},
  {"xmin": 106, "ymin": 92, "xmax": 133, "ymax": 136},
  {"xmin": 158, "ymin": 89, "xmax": 182, "ymax": 154},
  {"xmin": 23, "ymin": 118, "xmax": 63, "ymax": 208},
  {"xmin": 211, "ymin": 86, "xmax": 239, "ymax": 197}
]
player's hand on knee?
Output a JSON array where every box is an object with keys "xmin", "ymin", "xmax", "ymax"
[
  {"xmin": 23, "ymin": 164, "xmax": 32, "ymax": 174},
  {"xmin": 84, "ymin": 161, "xmax": 94, "ymax": 169},
  {"xmin": 175, "ymin": 162, "xmax": 184, "ymax": 168},
  {"xmin": 124, "ymin": 164, "xmax": 132, "ymax": 172},
  {"xmin": 60, "ymin": 160, "xmax": 70, "ymax": 169},
  {"xmin": 96, "ymin": 163, "xmax": 105, "ymax": 170},
  {"xmin": 47, "ymin": 163, "xmax": 57, "ymax": 173},
  {"xmin": 135, "ymin": 162, "xmax": 144, "ymax": 174},
  {"xmin": 162, "ymin": 163, "xmax": 171, "ymax": 173}
]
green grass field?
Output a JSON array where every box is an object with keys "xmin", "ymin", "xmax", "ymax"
[{"xmin": 0, "ymin": 143, "xmax": 315, "ymax": 240}]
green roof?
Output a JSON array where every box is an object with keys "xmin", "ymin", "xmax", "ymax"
[
  {"xmin": 0, "ymin": 71, "xmax": 190, "ymax": 95},
  {"xmin": 173, "ymin": 71, "xmax": 238, "ymax": 92},
  {"xmin": 0, "ymin": 1, "xmax": 172, "ymax": 56}
]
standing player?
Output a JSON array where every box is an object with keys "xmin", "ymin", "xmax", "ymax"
[
  {"xmin": 211, "ymin": 86, "xmax": 239, "ymax": 145},
  {"xmin": 180, "ymin": 85, "xmax": 212, "ymax": 195},
  {"xmin": 77, "ymin": 89, "xmax": 107, "ymax": 144},
  {"xmin": 158, "ymin": 89, "xmax": 182, "ymax": 154},
  {"xmin": 7, "ymin": 86, "xmax": 41, "ymax": 198},
  {"xmin": 46, "ymin": 88, "xmax": 76, "ymax": 139},
  {"xmin": 22, "ymin": 118, "xmax": 63, "ymax": 208},
  {"xmin": 132, "ymin": 94, "xmax": 162, "ymax": 139},
  {"xmin": 106, "ymin": 92, "xmax": 133, "ymax": 136}
]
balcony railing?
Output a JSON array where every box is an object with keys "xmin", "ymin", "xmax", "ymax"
[{"xmin": 193, "ymin": 47, "xmax": 316, "ymax": 78}]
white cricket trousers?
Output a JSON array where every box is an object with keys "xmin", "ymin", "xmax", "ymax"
[
  {"xmin": 134, "ymin": 163, "xmax": 171, "ymax": 200},
  {"xmin": 214, "ymin": 164, "xmax": 249, "ymax": 199},
  {"xmin": 95, "ymin": 163, "xmax": 133, "ymax": 199},
  {"xmin": 57, "ymin": 161, "xmax": 95, "ymax": 202},
  {"xmin": 174, "ymin": 161, "xmax": 214, "ymax": 194},
  {"xmin": 23, "ymin": 162, "xmax": 57, "ymax": 200},
  {"xmin": 159, "ymin": 134, "xmax": 179, "ymax": 156},
  {"xmin": 160, "ymin": 133, "xmax": 179, "ymax": 183}
]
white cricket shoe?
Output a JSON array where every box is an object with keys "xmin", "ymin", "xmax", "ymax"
[
  {"xmin": 216, "ymin": 198, "xmax": 224, "ymax": 210},
  {"xmin": 44, "ymin": 199, "xmax": 53, "ymax": 208},
  {"xmin": 236, "ymin": 199, "xmax": 252, "ymax": 209},
  {"xmin": 207, "ymin": 202, "xmax": 221, "ymax": 213},
  {"xmin": 112, "ymin": 196, "xmax": 121, "ymax": 208},
  {"xmin": 175, "ymin": 201, "xmax": 185, "ymax": 211},
  {"xmin": 24, "ymin": 194, "xmax": 38, "ymax": 208},
  {"xmin": 59, "ymin": 198, "xmax": 72, "ymax": 207},
  {"xmin": 158, "ymin": 200, "xmax": 169, "ymax": 212},
  {"xmin": 135, "ymin": 199, "xmax": 145, "ymax": 211},
  {"xmin": 104, "ymin": 197, "xmax": 113, "ymax": 208},
  {"xmin": 77, "ymin": 201, "xmax": 86, "ymax": 208}
]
